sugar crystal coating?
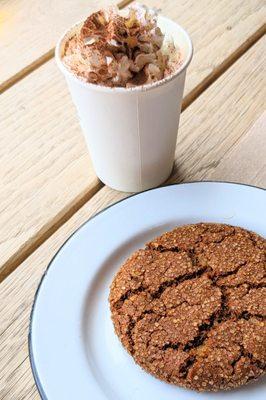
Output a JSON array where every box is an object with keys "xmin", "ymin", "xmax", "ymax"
[{"xmin": 109, "ymin": 223, "xmax": 266, "ymax": 391}]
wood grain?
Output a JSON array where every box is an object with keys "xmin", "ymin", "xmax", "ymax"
[
  {"xmin": 0, "ymin": 0, "xmax": 265, "ymax": 282},
  {"xmin": 209, "ymin": 112, "xmax": 266, "ymax": 187},
  {"xmin": 0, "ymin": 36, "xmax": 265, "ymax": 400}
]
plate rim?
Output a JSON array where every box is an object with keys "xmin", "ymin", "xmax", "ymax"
[{"xmin": 28, "ymin": 180, "xmax": 265, "ymax": 399}]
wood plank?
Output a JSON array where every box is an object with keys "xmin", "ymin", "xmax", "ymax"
[
  {"xmin": 0, "ymin": 0, "xmax": 265, "ymax": 282},
  {"xmin": 0, "ymin": 0, "xmax": 119, "ymax": 91},
  {"xmin": 0, "ymin": 35, "xmax": 265, "ymax": 400}
]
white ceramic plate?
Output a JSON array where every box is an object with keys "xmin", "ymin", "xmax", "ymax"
[{"xmin": 29, "ymin": 182, "xmax": 266, "ymax": 400}]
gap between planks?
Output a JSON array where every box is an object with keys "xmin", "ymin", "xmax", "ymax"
[
  {"xmin": 0, "ymin": 19, "xmax": 265, "ymax": 283},
  {"xmin": 0, "ymin": 0, "xmax": 134, "ymax": 94}
]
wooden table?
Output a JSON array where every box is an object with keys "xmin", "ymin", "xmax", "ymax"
[{"xmin": 0, "ymin": 1, "xmax": 265, "ymax": 398}]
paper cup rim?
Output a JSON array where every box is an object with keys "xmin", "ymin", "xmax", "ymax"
[{"xmin": 55, "ymin": 15, "xmax": 193, "ymax": 93}]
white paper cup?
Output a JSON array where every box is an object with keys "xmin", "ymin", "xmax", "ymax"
[{"xmin": 56, "ymin": 16, "xmax": 193, "ymax": 192}]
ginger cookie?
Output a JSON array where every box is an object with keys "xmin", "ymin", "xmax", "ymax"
[{"xmin": 109, "ymin": 223, "xmax": 266, "ymax": 391}]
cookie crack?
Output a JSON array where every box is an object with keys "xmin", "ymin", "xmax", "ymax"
[
  {"xmin": 147, "ymin": 226, "xmax": 236, "ymax": 253},
  {"xmin": 247, "ymin": 231, "xmax": 261, "ymax": 248},
  {"xmin": 205, "ymin": 228, "xmax": 236, "ymax": 245},
  {"xmin": 148, "ymin": 245, "xmax": 180, "ymax": 252},
  {"xmin": 239, "ymin": 345, "xmax": 266, "ymax": 371},
  {"xmin": 182, "ymin": 286, "xmax": 229, "ymax": 354},
  {"xmin": 113, "ymin": 285, "xmax": 146, "ymax": 309},
  {"xmin": 218, "ymin": 282, "xmax": 266, "ymax": 289},
  {"xmin": 162, "ymin": 342, "xmax": 180, "ymax": 350},
  {"xmin": 183, "ymin": 312, "xmax": 217, "ymax": 352},
  {"xmin": 179, "ymin": 356, "xmax": 196, "ymax": 378},
  {"xmin": 231, "ymin": 348, "xmax": 244, "ymax": 372},
  {"xmin": 151, "ymin": 267, "xmax": 207, "ymax": 300},
  {"xmin": 214, "ymin": 261, "xmax": 248, "ymax": 280},
  {"xmin": 215, "ymin": 287, "xmax": 231, "ymax": 322},
  {"xmin": 238, "ymin": 311, "xmax": 266, "ymax": 321},
  {"xmin": 126, "ymin": 310, "xmax": 155, "ymax": 355}
]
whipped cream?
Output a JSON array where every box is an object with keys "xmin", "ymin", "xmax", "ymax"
[{"xmin": 62, "ymin": 4, "xmax": 182, "ymax": 87}]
